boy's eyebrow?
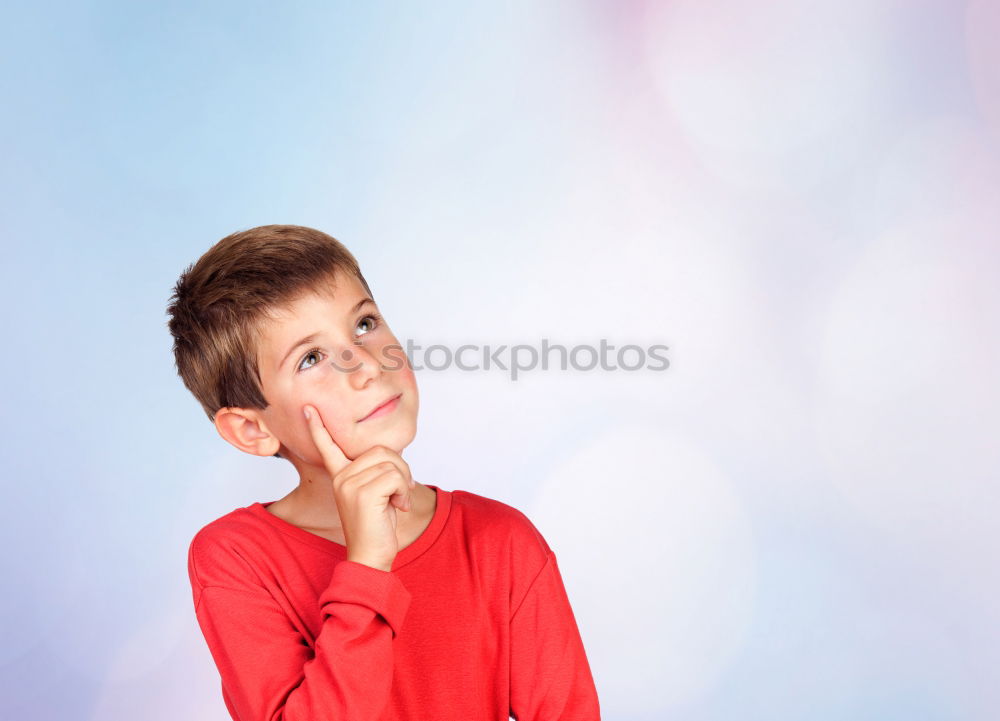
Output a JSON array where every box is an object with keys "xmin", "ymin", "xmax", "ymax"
[{"xmin": 277, "ymin": 297, "xmax": 376, "ymax": 371}]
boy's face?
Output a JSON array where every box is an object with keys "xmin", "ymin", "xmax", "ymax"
[{"xmin": 250, "ymin": 269, "xmax": 418, "ymax": 469}]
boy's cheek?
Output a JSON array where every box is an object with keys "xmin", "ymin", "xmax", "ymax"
[
  {"xmin": 395, "ymin": 358, "xmax": 418, "ymax": 388},
  {"xmin": 405, "ymin": 378, "xmax": 419, "ymax": 412},
  {"xmin": 289, "ymin": 418, "xmax": 352, "ymax": 464},
  {"xmin": 321, "ymin": 408, "xmax": 362, "ymax": 447},
  {"xmin": 382, "ymin": 343, "xmax": 414, "ymax": 374}
]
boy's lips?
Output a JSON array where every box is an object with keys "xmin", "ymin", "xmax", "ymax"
[{"xmin": 357, "ymin": 392, "xmax": 403, "ymax": 422}]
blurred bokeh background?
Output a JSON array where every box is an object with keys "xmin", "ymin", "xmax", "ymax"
[{"xmin": 2, "ymin": 1, "xmax": 998, "ymax": 719}]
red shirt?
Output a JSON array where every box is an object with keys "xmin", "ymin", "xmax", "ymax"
[{"xmin": 187, "ymin": 484, "xmax": 601, "ymax": 720}]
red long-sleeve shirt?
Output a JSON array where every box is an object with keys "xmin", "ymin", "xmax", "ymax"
[{"xmin": 187, "ymin": 483, "xmax": 600, "ymax": 720}]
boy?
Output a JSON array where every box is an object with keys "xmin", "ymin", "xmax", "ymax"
[{"xmin": 167, "ymin": 224, "xmax": 600, "ymax": 720}]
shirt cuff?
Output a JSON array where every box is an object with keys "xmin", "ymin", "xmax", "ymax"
[{"xmin": 319, "ymin": 560, "xmax": 412, "ymax": 638}]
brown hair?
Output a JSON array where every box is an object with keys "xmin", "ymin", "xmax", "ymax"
[{"xmin": 165, "ymin": 225, "xmax": 374, "ymax": 459}]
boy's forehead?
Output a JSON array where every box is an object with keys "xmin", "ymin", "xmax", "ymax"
[
  {"xmin": 265, "ymin": 272, "xmax": 358, "ymax": 320},
  {"xmin": 255, "ymin": 275, "xmax": 372, "ymax": 362}
]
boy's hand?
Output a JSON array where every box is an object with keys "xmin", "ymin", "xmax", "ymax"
[{"xmin": 303, "ymin": 404, "xmax": 415, "ymax": 572}]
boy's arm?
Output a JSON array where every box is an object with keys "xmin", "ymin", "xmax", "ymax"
[
  {"xmin": 509, "ymin": 551, "xmax": 601, "ymax": 720},
  {"xmin": 192, "ymin": 553, "xmax": 410, "ymax": 721}
]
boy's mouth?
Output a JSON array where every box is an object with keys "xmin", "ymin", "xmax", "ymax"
[{"xmin": 357, "ymin": 392, "xmax": 403, "ymax": 423}]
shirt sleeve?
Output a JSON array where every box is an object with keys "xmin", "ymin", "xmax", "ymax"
[
  {"xmin": 192, "ymin": 556, "xmax": 411, "ymax": 721},
  {"xmin": 509, "ymin": 551, "xmax": 601, "ymax": 720}
]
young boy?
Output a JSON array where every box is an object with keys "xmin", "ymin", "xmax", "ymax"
[{"xmin": 167, "ymin": 224, "xmax": 600, "ymax": 720}]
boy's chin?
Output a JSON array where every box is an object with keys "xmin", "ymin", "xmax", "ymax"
[{"xmin": 358, "ymin": 420, "xmax": 416, "ymax": 455}]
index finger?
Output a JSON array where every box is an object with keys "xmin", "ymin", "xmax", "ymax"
[{"xmin": 303, "ymin": 404, "xmax": 351, "ymax": 476}]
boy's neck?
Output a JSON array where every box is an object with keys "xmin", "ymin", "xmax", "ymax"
[{"xmin": 267, "ymin": 479, "xmax": 436, "ymax": 539}]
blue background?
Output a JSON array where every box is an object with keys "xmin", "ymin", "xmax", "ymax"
[{"xmin": 3, "ymin": 1, "xmax": 999, "ymax": 718}]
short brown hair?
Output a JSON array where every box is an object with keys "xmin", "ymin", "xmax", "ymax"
[{"xmin": 165, "ymin": 225, "xmax": 374, "ymax": 459}]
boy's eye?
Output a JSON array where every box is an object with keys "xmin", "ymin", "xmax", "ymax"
[
  {"xmin": 297, "ymin": 349, "xmax": 323, "ymax": 372},
  {"xmin": 295, "ymin": 314, "xmax": 383, "ymax": 373},
  {"xmin": 355, "ymin": 313, "xmax": 382, "ymax": 338}
]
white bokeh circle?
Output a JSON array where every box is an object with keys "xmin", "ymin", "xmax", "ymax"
[
  {"xmin": 527, "ymin": 423, "xmax": 756, "ymax": 713},
  {"xmin": 814, "ymin": 214, "xmax": 1000, "ymax": 559}
]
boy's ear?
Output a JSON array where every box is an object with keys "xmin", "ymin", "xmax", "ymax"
[{"xmin": 214, "ymin": 407, "xmax": 282, "ymax": 457}]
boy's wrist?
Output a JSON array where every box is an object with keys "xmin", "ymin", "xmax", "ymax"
[{"xmin": 347, "ymin": 555, "xmax": 393, "ymax": 573}]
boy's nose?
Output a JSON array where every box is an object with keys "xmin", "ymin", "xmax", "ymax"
[{"xmin": 330, "ymin": 344, "xmax": 383, "ymax": 378}]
